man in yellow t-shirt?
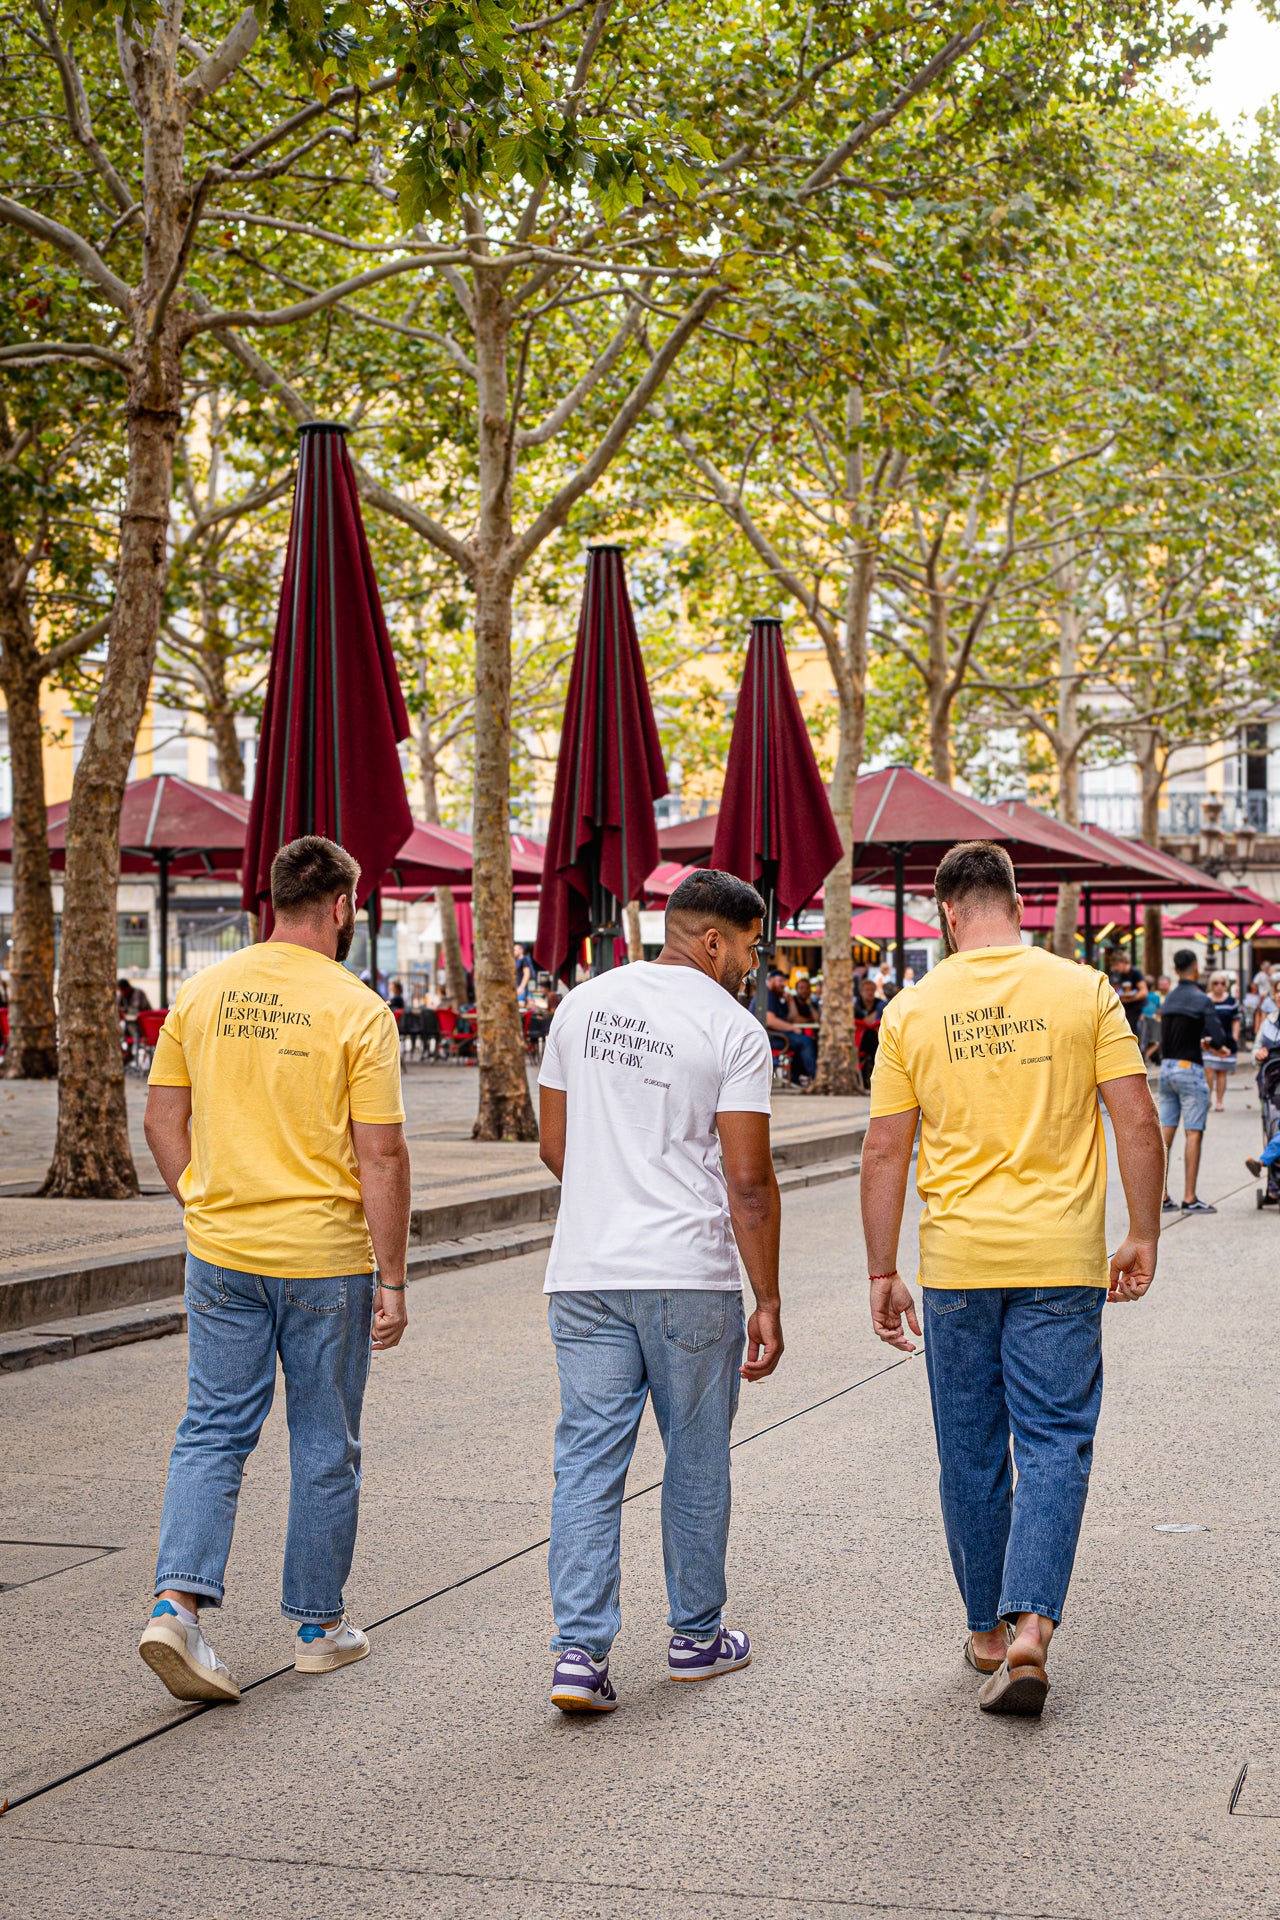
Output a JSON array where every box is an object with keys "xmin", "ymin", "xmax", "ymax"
[
  {"xmin": 861, "ymin": 841, "xmax": 1163, "ymax": 1719},
  {"xmin": 137, "ymin": 836, "xmax": 410, "ymax": 1707}
]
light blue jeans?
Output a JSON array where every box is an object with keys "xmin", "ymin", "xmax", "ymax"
[
  {"xmin": 922, "ymin": 1285, "xmax": 1105, "ymax": 1630},
  {"xmin": 548, "ymin": 1288, "xmax": 746, "ymax": 1658},
  {"xmin": 154, "ymin": 1256, "xmax": 375, "ymax": 1621}
]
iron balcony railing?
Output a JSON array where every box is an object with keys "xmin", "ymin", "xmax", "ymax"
[{"xmin": 1080, "ymin": 790, "xmax": 1280, "ymax": 839}]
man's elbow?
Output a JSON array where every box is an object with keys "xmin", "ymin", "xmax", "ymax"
[{"xmin": 726, "ymin": 1170, "xmax": 779, "ymax": 1224}]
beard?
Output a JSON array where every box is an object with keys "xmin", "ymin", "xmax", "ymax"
[
  {"xmin": 335, "ymin": 900, "xmax": 356, "ymax": 965},
  {"xmin": 721, "ymin": 959, "xmax": 750, "ymax": 999}
]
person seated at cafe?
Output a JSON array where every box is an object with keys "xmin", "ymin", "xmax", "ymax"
[
  {"xmin": 766, "ymin": 967, "xmax": 817, "ymax": 1086},
  {"xmin": 387, "ymin": 978, "xmax": 406, "ymax": 1011},
  {"xmin": 855, "ymin": 973, "xmax": 886, "ymax": 1078},
  {"xmin": 791, "ymin": 971, "xmax": 821, "ymax": 1026},
  {"xmin": 118, "ymin": 976, "xmax": 152, "ymax": 1018}
]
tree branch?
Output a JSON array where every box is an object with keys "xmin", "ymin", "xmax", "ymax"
[
  {"xmin": 510, "ymin": 286, "xmax": 721, "ymax": 570},
  {"xmin": 30, "ymin": 0, "xmax": 135, "ymax": 213},
  {"xmin": 799, "ymin": 23, "xmax": 988, "ymax": 196},
  {"xmin": 186, "ymin": 255, "xmax": 447, "ymax": 333},
  {"xmin": 0, "ymin": 340, "xmax": 130, "ymax": 373},
  {"xmin": 181, "ymin": 7, "xmax": 259, "ymax": 106},
  {"xmin": 516, "ymin": 301, "xmax": 638, "ymax": 446},
  {"xmin": 40, "ymin": 611, "xmax": 112, "ymax": 673},
  {"xmin": 0, "ymin": 195, "xmax": 132, "ymax": 312}
]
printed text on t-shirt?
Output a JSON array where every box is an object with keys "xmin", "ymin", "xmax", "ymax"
[
  {"xmin": 584, "ymin": 1009, "xmax": 676, "ymax": 1070},
  {"xmin": 943, "ymin": 1003, "xmax": 1048, "ymax": 1063}
]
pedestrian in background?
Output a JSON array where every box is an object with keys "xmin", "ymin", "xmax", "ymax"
[
  {"xmin": 139, "ymin": 836, "xmax": 411, "ymax": 1704},
  {"xmin": 861, "ymin": 841, "xmax": 1163, "ymax": 1718},
  {"xmin": 1140, "ymin": 974, "xmax": 1167, "ymax": 1065},
  {"xmin": 537, "ymin": 870, "xmax": 783, "ymax": 1714},
  {"xmin": 1205, "ymin": 972, "xmax": 1240, "ymax": 1114},
  {"xmin": 1158, "ymin": 949, "xmax": 1226, "ymax": 1215}
]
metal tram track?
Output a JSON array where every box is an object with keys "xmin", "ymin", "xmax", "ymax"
[
  {"xmin": 5, "ymin": 1171, "xmax": 1256, "ymax": 1819},
  {"xmin": 1, "ymin": 1352, "xmax": 917, "ymax": 1817}
]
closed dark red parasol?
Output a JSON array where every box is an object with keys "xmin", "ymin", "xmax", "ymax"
[
  {"xmin": 711, "ymin": 617, "xmax": 842, "ymax": 1019},
  {"xmin": 241, "ymin": 423, "xmax": 412, "ymax": 985},
  {"xmin": 535, "ymin": 546, "xmax": 668, "ymax": 979}
]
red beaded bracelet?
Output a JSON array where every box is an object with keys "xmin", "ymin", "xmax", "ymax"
[{"xmin": 868, "ymin": 1270, "xmax": 899, "ymax": 1282}]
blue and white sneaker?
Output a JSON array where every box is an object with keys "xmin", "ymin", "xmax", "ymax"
[
  {"xmin": 139, "ymin": 1600, "xmax": 239, "ymax": 1703},
  {"xmin": 550, "ymin": 1646, "xmax": 618, "ymax": 1713},
  {"xmin": 668, "ymin": 1626, "xmax": 751, "ymax": 1681},
  {"xmin": 294, "ymin": 1614, "xmax": 370, "ymax": 1674}
]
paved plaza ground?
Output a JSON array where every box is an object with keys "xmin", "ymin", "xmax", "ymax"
[{"xmin": 1, "ymin": 1076, "xmax": 1278, "ymax": 1918}]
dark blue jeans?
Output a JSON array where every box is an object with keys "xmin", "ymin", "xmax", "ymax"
[
  {"xmin": 785, "ymin": 1032, "xmax": 817, "ymax": 1080},
  {"xmin": 922, "ymin": 1285, "xmax": 1105, "ymax": 1630}
]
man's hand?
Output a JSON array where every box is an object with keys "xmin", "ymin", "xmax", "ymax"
[
  {"xmin": 1107, "ymin": 1236, "xmax": 1158, "ymax": 1303},
  {"xmin": 870, "ymin": 1272, "xmax": 921, "ymax": 1352},
  {"xmin": 372, "ymin": 1282, "xmax": 409, "ymax": 1350},
  {"xmin": 741, "ymin": 1305, "xmax": 783, "ymax": 1381}
]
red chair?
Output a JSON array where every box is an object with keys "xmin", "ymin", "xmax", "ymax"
[{"xmin": 133, "ymin": 1007, "xmax": 169, "ymax": 1074}]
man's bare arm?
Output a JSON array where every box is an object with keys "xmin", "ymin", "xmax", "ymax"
[
  {"xmin": 144, "ymin": 1085, "xmax": 192, "ymax": 1202},
  {"xmin": 860, "ymin": 1109, "xmax": 923, "ymax": 1352},
  {"xmin": 352, "ymin": 1119, "xmax": 412, "ymax": 1350},
  {"xmin": 716, "ymin": 1109, "xmax": 783, "ymax": 1382},
  {"xmin": 538, "ymin": 1085, "xmax": 566, "ymax": 1181},
  {"xmin": 1098, "ymin": 1074, "xmax": 1164, "ymax": 1302}
]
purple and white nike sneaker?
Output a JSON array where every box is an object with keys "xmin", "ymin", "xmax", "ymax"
[
  {"xmin": 550, "ymin": 1647, "xmax": 618, "ymax": 1713},
  {"xmin": 668, "ymin": 1626, "xmax": 751, "ymax": 1681}
]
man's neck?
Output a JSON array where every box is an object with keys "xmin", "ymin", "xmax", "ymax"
[
  {"xmin": 952, "ymin": 918, "xmax": 1023, "ymax": 954},
  {"xmin": 655, "ymin": 944, "xmax": 713, "ymax": 979},
  {"xmin": 269, "ymin": 923, "xmax": 335, "ymax": 959}
]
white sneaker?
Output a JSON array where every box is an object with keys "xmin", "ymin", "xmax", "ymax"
[
  {"xmin": 294, "ymin": 1613, "xmax": 370, "ymax": 1674},
  {"xmin": 139, "ymin": 1601, "xmax": 240, "ymax": 1703}
]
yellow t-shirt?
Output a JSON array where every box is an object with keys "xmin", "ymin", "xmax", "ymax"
[
  {"xmin": 148, "ymin": 942, "xmax": 405, "ymax": 1279},
  {"xmin": 869, "ymin": 945, "xmax": 1146, "ymax": 1288}
]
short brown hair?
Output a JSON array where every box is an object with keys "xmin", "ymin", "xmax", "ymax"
[
  {"xmin": 934, "ymin": 840, "xmax": 1017, "ymax": 919},
  {"xmin": 270, "ymin": 835, "xmax": 360, "ymax": 916}
]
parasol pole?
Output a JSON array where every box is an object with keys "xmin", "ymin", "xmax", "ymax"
[
  {"xmin": 1082, "ymin": 887, "xmax": 1094, "ymax": 968},
  {"xmin": 368, "ymin": 887, "xmax": 380, "ymax": 995},
  {"xmin": 751, "ymin": 863, "xmax": 779, "ymax": 1028},
  {"xmin": 157, "ymin": 850, "xmax": 171, "ymax": 1008},
  {"xmin": 893, "ymin": 846, "xmax": 907, "ymax": 989}
]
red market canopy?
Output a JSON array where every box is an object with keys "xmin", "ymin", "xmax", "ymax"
[
  {"xmin": 536, "ymin": 545, "xmax": 668, "ymax": 979},
  {"xmin": 776, "ymin": 907, "xmax": 940, "ymax": 945},
  {"xmin": 241, "ymin": 422, "xmax": 412, "ymax": 938},
  {"xmin": 655, "ymin": 813, "xmax": 719, "ymax": 861},
  {"xmin": 1166, "ymin": 885, "xmax": 1280, "ymax": 932},
  {"xmin": 0, "ymin": 773, "xmax": 254, "ymax": 1004},
  {"xmin": 380, "ymin": 829, "xmax": 546, "ymax": 899},
  {"xmin": 0, "ymin": 773, "xmax": 250, "ymax": 874}
]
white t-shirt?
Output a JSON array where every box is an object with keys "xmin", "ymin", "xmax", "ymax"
[{"xmin": 538, "ymin": 962, "xmax": 773, "ymax": 1293}]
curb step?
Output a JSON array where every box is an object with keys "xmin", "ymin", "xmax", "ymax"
[{"xmin": 0, "ymin": 1152, "xmax": 862, "ymax": 1372}]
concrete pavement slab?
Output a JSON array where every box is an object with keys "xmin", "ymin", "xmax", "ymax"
[{"xmin": 2, "ymin": 1085, "xmax": 1277, "ymax": 1918}]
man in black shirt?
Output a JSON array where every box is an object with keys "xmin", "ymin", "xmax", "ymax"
[
  {"xmin": 1106, "ymin": 946, "xmax": 1146, "ymax": 1036},
  {"xmin": 1158, "ymin": 949, "xmax": 1225, "ymax": 1216}
]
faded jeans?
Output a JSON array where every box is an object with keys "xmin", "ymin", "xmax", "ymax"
[
  {"xmin": 548, "ymin": 1288, "xmax": 746, "ymax": 1658},
  {"xmin": 922, "ymin": 1284, "xmax": 1105, "ymax": 1630},
  {"xmin": 154, "ymin": 1256, "xmax": 375, "ymax": 1622}
]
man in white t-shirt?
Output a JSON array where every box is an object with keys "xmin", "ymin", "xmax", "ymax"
[{"xmin": 537, "ymin": 869, "xmax": 783, "ymax": 1714}]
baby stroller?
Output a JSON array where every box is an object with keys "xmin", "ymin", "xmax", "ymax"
[{"xmin": 1256, "ymin": 1054, "xmax": 1280, "ymax": 1212}]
